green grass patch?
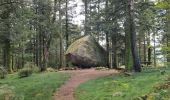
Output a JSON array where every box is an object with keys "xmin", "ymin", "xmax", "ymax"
[
  {"xmin": 75, "ymin": 69, "xmax": 170, "ymax": 100},
  {"xmin": 0, "ymin": 72, "xmax": 70, "ymax": 100}
]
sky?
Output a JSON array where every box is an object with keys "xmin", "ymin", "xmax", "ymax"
[
  {"xmin": 73, "ymin": 0, "xmax": 84, "ymax": 26},
  {"xmin": 72, "ymin": 0, "xmax": 157, "ymax": 26}
]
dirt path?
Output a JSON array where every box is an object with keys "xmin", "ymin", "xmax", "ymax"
[{"xmin": 53, "ymin": 68, "xmax": 118, "ymax": 100}]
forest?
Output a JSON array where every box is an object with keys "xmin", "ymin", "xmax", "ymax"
[{"xmin": 0, "ymin": 0, "xmax": 170, "ymax": 100}]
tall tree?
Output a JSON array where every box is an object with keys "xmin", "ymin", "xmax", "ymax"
[{"xmin": 126, "ymin": 0, "xmax": 141, "ymax": 72}]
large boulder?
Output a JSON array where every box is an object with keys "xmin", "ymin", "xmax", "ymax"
[{"xmin": 66, "ymin": 35, "xmax": 107, "ymax": 67}]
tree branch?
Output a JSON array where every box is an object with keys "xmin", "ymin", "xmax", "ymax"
[{"xmin": 0, "ymin": 1, "xmax": 20, "ymax": 6}]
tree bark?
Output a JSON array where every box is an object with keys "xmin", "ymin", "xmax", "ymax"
[
  {"xmin": 65, "ymin": 0, "xmax": 69, "ymax": 49},
  {"xmin": 125, "ymin": 19, "xmax": 133, "ymax": 70},
  {"xmin": 59, "ymin": 0, "xmax": 64, "ymax": 68},
  {"xmin": 153, "ymin": 29, "xmax": 156, "ymax": 67},
  {"xmin": 147, "ymin": 30, "xmax": 151, "ymax": 65},
  {"xmin": 112, "ymin": 36, "xmax": 118, "ymax": 68},
  {"xmin": 144, "ymin": 33, "xmax": 146, "ymax": 64},
  {"xmin": 127, "ymin": 0, "xmax": 141, "ymax": 72},
  {"xmin": 1, "ymin": 6, "xmax": 13, "ymax": 73},
  {"xmin": 106, "ymin": 32, "xmax": 110, "ymax": 67},
  {"xmin": 4, "ymin": 39, "xmax": 12, "ymax": 73},
  {"xmin": 105, "ymin": 0, "xmax": 110, "ymax": 67},
  {"xmin": 84, "ymin": 0, "xmax": 88, "ymax": 34}
]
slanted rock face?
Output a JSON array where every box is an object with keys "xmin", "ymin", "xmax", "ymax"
[{"xmin": 66, "ymin": 35, "xmax": 107, "ymax": 67}]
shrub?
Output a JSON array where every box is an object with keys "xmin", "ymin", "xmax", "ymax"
[
  {"xmin": 46, "ymin": 67, "xmax": 57, "ymax": 72},
  {"xmin": 18, "ymin": 68, "xmax": 33, "ymax": 78},
  {"xmin": 95, "ymin": 67, "xmax": 109, "ymax": 70},
  {"xmin": 0, "ymin": 84, "xmax": 15, "ymax": 100},
  {"xmin": 24, "ymin": 62, "xmax": 40, "ymax": 73},
  {"xmin": 0, "ymin": 67, "xmax": 7, "ymax": 79}
]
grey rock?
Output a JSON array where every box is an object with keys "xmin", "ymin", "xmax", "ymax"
[{"xmin": 66, "ymin": 35, "xmax": 107, "ymax": 67}]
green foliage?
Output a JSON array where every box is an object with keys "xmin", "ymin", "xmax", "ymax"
[
  {"xmin": 18, "ymin": 68, "xmax": 33, "ymax": 78},
  {"xmin": 46, "ymin": 67, "xmax": 57, "ymax": 72},
  {"xmin": 18, "ymin": 62, "xmax": 41, "ymax": 78},
  {"xmin": 0, "ymin": 84, "xmax": 15, "ymax": 100},
  {"xmin": 0, "ymin": 72, "xmax": 70, "ymax": 100},
  {"xmin": 24, "ymin": 62, "xmax": 40, "ymax": 73},
  {"xmin": 161, "ymin": 43, "xmax": 170, "ymax": 65},
  {"xmin": 156, "ymin": 75, "xmax": 170, "ymax": 99},
  {"xmin": 75, "ymin": 69, "xmax": 170, "ymax": 100},
  {"xmin": 156, "ymin": 0, "xmax": 170, "ymax": 9},
  {"xmin": 0, "ymin": 67, "xmax": 7, "ymax": 79}
]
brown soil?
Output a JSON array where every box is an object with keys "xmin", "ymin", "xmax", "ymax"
[{"xmin": 53, "ymin": 68, "xmax": 118, "ymax": 100}]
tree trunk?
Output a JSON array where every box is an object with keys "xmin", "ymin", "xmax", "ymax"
[
  {"xmin": 109, "ymin": 40, "xmax": 113, "ymax": 68},
  {"xmin": 166, "ymin": 9, "xmax": 170, "ymax": 63},
  {"xmin": 127, "ymin": 0, "xmax": 141, "ymax": 72},
  {"xmin": 96, "ymin": 0, "xmax": 100, "ymax": 42},
  {"xmin": 1, "ymin": 9, "xmax": 12, "ymax": 73},
  {"xmin": 125, "ymin": 20, "xmax": 133, "ymax": 70},
  {"xmin": 106, "ymin": 32, "xmax": 110, "ymax": 67},
  {"xmin": 138, "ymin": 37, "xmax": 141, "ymax": 60},
  {"xmin": 153, "ymin": 29, "xmax": 156, "ymax": 67},
  {"xmin": 112, "ymin": 36, "xmax": 118, "ymax": 68},
  {"xmin": 4, "ymin": 39, "xmax": 12, "ymax": 73},
  {"xmin": 65, "ymin": 0, "xmax": 69, "ymax": 67},
  {"xmin": 59, "ymin": 0, "xmax": 64, "ymax": 68},
  {"xmin": 167, "ymin": 34, "xmax": 170, "ymax": 62},
  {"xmin": 39, "ymin": 27, "xmax": 43, "ymax": 71},
  {"xmin": 105, "ymin": 0, "xmax": 109, "ymax": 67},
  {"xmin": 147, "ymin": 30, "xmax": 151, "ymax": 65},
  {"xmin": 65, "ymin": 0, "xmax": 69, "ymax": 49},
  {"xmin": 84, "ymin": 0, "xmax": 88, "ymax": 34},
  {"xmin": 42, "ymin": 35, "xmax": 47, "ymax": 71},
  {"xmin": 144, "ymin": 34, "xmax": 146, "ymax": 64}
]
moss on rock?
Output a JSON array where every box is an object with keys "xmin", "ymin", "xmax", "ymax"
[{"xmin": 66, "ymin": 35, "xmax": 107, "ymax": 67}]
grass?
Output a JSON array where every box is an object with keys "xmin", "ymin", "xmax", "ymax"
[
  {"xmin": 75, "ymin": 68, "xmax": 170, "ymax": 100},
  {"xmin": 0, "ymin": 72, "xmax": 70, "ymax": 100}
]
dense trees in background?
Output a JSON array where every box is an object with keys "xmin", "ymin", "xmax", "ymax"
[
  {"xmin": 157, "ymin": 0, "xmax": 170, "ymax": 64},
  {"xmin": 79, "ymin": 0, "xmax": 170, "ymax": 71},
  {"xmin": 0, "ymin": 0, "xmax": 169, "ymax": 73},
  {"xmin": 0, "ymin": 0, "xmax": 80, "ymax": 72}
]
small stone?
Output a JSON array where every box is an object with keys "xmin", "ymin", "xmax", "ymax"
[{"xmin": 112, "ymin": 92, "xmax": 123, "ymax": 97}]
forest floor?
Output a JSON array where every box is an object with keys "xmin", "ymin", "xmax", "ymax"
[
  {"xmin": 53, "ymin": 68, "xmax": 118, "ymax": 100},
  {"xmin": 0, "ymin": 72, "xmax": 70, "ymax": 100},
  {"xmin": 75, "ymin": 68, "xmax": 170, "ymax": 100}
]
